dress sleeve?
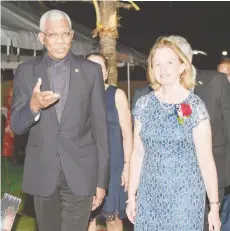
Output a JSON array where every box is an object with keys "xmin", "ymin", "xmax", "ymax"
[
  {"xmin": 192, "ymin": 97, "xmax": 210, "ymax": 128},
  {"xmin": 132, "ymin": 95, "xmax": 148, "ymax": 122}
]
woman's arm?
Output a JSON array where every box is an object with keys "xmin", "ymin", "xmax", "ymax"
[
  {"xmin": 126, "ymin": 118, "xmax": 144, "ymax": 224},
  {"xmin": 128, "ymin": 119, "xmax": 144, "ymax": 199},
  {"xmin": 193, "ymin": 119, "xmax": 219, "ymax": 204},
  {"xmin": 115, "ymin": 89, "xmax": 133, "ymax": 191},
  {"xmin": 193, "ymin": 119, "xmax": 221, "ymax": 230}
]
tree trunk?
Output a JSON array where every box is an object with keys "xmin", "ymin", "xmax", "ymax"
[{"xmin": 99, "ymin": 1, "xmax": 118, "ymax": 86}]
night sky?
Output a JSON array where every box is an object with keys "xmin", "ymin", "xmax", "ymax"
[{"xmin": 45, "ymin": 1, "xmax": 230, "ymax": 70}]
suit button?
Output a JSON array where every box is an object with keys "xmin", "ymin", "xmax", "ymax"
[{"xmin": 57, "ymin": 130, "xmax": 61, "ymax": 134}]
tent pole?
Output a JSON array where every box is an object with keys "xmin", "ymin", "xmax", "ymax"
[{"xmin": 127, "ymin": 62, "xmax": 131, "ymax": 107}]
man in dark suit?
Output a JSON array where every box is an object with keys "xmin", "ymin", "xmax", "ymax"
[
  {"xmin": 132, "ymin": 35, "xmax": 230, "ymax": 231},
  {"xmin": 194, "ymin": 68, "xmax": 230, "ymax": 190},
  {"xmin": 194, "ymin": 68, "xmax": 230, "ymax": 231},
  {"xmin": 10, "ymin": 10, "xmax": 109, "ymax": 231}
]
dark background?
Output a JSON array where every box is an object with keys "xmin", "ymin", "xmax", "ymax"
[
  {"xmin": 2, "ymin": 1, "xmax": 230, "ymax": 81},
  {"xmin": 45, "ymin": 1, "xmax": 230, "ymax": 71}
]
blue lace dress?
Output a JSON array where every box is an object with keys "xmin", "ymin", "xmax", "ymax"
[{"xmin": 133, "ymin": 91, "xmax": 209, "ymax": 231}]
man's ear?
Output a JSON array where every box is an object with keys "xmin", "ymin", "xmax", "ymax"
[{"xmin": 38, "ymin": 32, "xmax": 45, "ymax": 45}]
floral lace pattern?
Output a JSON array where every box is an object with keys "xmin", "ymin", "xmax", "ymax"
[{"xmin": 132, "ymin": 92, "xmax": 209, "ymax": 231}]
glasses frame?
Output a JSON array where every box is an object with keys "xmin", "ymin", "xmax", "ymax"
[{"xmin": 41, "ymin": 30, "xmax": 74, "ymax": 40}]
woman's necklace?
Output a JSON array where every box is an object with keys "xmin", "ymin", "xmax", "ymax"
[
  {"xmin": 157, "ymin": 88, "xmax": 175, "ymax": 113},
  {"xmin": 159, "ymin": 101, "xmax": 174, "ymax": 113}
]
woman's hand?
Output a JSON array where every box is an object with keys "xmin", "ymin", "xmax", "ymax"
[
  {"xmin": 126, "ymin": 200, "xmax": 136, "ymax": 224},
  {"xmin": 121, "ymin": 168, "xmax": 129, "ymax": 192},
  {"xmin": 208, "ymin": 205, "xmax": 221, "ymax": 231}
]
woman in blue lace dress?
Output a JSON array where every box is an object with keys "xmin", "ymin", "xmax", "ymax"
[
  {"xmin": 86, "ymin": 53, "xmax": 132, "ymax": 231},
  {"xmin": 126, "ymin": 37, "xmax": 221, "ymax": 231}
]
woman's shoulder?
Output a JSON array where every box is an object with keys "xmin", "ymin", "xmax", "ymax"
[
  {"xmin": 108, "ymin": 86, "xmax": 125, "ymax": 95},
  {"xmin": 136, "ymin": 91, "xmax": 154, "ymax": 106},
  {"xmin": 114, "ymin": 87, "xmax": 128, "ymax": 102},
  {"xmin": 187, "ymin": 93, "xmax": 210, "ymax": 127},
  {"xmin": 188, "ymin": 92, "xmax": 206, "ymax": 107},
  {"xmin": 132, "ymin": 92, "xmax": 154, "ymax": 120},
  {"xmin": 187, "ymin": 93, "xmax": 209, "ymax": 120}
]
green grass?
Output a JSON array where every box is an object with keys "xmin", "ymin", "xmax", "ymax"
[
  {"xmin": 1, "ymin": 157, "xmax": 37, "ymax": 231},
  {"xmin": 1, "ymin": 157, "xmax": 24, "ymax": 193},
  {"xmin": 12, "ymin": 215, "xmax": 37, "ymax": 231}
]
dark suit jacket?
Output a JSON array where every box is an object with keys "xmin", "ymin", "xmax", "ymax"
[
  {"xmin": 131, "ymin": 70, "xmax": 230, "ymax": 189},
  {"xmin": 11, "ymin": 53, "xmax": 109, "ymax": 197},
  {"xmin": 220, "ymin": 193, "xmax": 230, "ymax": 231},
  {"xmin": 195, "ymin": 69, "xmax": 230, "ymax": 189}
]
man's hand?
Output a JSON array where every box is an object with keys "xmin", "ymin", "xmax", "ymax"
[
  {"xmin": 30, "ymin": 78, "xmax": 60, "ymax": 113},
  {"xmin": 5, "ymin": 125, "xmax": 14, "ymax": 137},
  {"xmin": 91, "ymin": 187, "xmax": 106, "ymax": 211}
]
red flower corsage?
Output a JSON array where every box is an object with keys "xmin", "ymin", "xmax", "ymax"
[{"xmin": 174, "ymin": 103, "xmax": 192, "ymax": 125}]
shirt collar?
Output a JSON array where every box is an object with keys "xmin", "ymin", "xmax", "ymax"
[{"xmin": 45, "ymin": 52, "xmax": 70, "ymax": 68}]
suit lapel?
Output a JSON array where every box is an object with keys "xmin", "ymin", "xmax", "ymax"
[
  {"xmin": 60, "ymin": 55, "xmax": 81, "ymax": 126},
  {"xmin": 34, "ymin": 55, "xmax": 58, "ymax": 122}
]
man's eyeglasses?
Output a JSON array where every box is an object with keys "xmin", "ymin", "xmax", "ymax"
[{"xmin": 41, "ymin": 31, "xmax": 73, "ymax": 40}]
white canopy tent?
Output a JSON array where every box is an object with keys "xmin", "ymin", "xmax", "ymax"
[
  {"xmin": 1, "ymin": 1, "xmax": 102, "ymax": 58},
  {"xmin": 1, "ymin": 1, "xmax": 147, "ymax": 104}
]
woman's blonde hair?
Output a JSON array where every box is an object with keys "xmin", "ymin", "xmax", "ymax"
[{"xmin": 147, "ymin": 37, "xmax": 195, "ymax": 90}]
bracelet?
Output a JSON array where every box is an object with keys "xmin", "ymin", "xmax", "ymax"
[
  {"xmin": 209, "ymin": 201, "xmax": 220, "ymax": 207},
  {"xmin": 126, "ymin": 196, "xmax": 136, "ymax": 203}
]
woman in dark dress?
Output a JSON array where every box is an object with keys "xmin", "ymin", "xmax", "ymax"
[{"xmin": 86, "ymin": 53, "xmax": 132, "ymax": 231}]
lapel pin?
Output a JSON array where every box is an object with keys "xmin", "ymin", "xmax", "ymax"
[
  {"xmin": 75, "ymin": 69, "xmax": 79, "ymax": 73},
  {"xmin": 198, "ymin": 81, "xmax": 203, "ymax": 85}
]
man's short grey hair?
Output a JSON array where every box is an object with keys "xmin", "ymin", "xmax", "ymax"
[
  {"xmin": 40, "ymin": 9, "xmax": 72, "ymax": 32},
  {"xmin": 165, "ymin": 35, "xmax": 193, "ymax": 63}
]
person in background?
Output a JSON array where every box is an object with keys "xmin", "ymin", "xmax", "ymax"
[
  {"xmin": 2, "ymin": 87, "xmax": 15, "ymax": 161},
  {"xmin": 217, "ymin": 57, "xmax": 230, "ymax": 231},
  {"xmin": 87, "ymin": 53, "xmax": 132, "ymax": 231},
  {"xmin": 217, "ymin": 58, "xmax": 230, "ymax": 83}
]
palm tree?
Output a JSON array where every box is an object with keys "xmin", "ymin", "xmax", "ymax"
[{"xmin": 92, "ymin": 0, "xmax": 139, "ymax": 86}]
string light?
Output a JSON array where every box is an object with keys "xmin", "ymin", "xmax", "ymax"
[
  {"xmin": 192, "ymin": 50, "xmax": 207, "ymax": 56},
  {"xmin": 222, "ymin": 51, "xmax": 228, "ymax": 56}
]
